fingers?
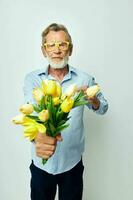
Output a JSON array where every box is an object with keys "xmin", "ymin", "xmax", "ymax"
[
  {"xmin": 35, "ymin": 133, "xmax": 63, "ymax": 160},
  {"xmin": 36, "ymin": 143, "xmax": 56, "ymax": 151},
  {"xmin": 35, "ymin": 143, "xmax": 56, "ymax": 159},
  {"xmin": 56, "ymin": 133, "xmax": 63, "ymax": 141},
  {"xmin": 87, "ymin": 95, "xmax": 97, "ymax": 102},
  {"xmin": 35, "ymin": 132, "xmax": 57, "ymax": 145},
  {"xmin": 87, "ymin": 96, "xmax": 95, "ymax": 101}
]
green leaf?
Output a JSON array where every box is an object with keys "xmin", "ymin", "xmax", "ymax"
[
  {"xmin": 40, "ymin": 96, "xmax": 46, "ymax": 110},
  {"xmin": 74, "ymin": 91, "xmax": 85, "ymax": 102},
  {"xmin": 49, "ymin": 122, "xmax": 56, "ymax": 136},
  {"xmin": 54, "ymin": 124, "xmax": 70, "ymax": 135},
  {"xmin": 55, "ymin": 109, "xmax": 64, "ymax": 122},
  {"xmin": 73, "ymin": 100, "xmax": 88, "ymax": 107},
  {"xmin": 47, "ymin": 101, "xmax": 54, "ymax": 124},
  {"xmin": 57, "ymin": 117, "xmax": 71, "ymax": 127},
  {"xmin": 33, "ymin": 104, "xmax": 41, "ymax": 113},
  {"xmin": 26, "ymin": 115, "xmax": 40, "ymax": 121}
]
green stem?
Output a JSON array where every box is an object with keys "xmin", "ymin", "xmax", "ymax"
[{"xmin": 42, "ymin": 158, "xmax": 47, "ymax": 165}]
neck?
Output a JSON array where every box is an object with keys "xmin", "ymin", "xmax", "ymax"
[{"xmin": 48, "ymin": 65, "xmax": 69, "ymax": 81}]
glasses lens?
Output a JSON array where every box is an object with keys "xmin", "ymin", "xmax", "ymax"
[
  {"xmin": 59, "ymin": 42, "xmax": 68, "ymax": 50},
  {"xmin": 46, "ymin": 43, "xmax": 55, "ymax": 51},
  {"xmin": 44, "ymin": 42, "xmax": 69, "ymax": 51}
]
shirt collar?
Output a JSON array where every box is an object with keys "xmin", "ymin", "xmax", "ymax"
[{"xmin": 37, "ymin": 65, "xmax": 77, "ymax": 76}]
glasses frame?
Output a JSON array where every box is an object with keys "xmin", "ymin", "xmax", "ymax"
[{"xmin": 43, "ymin": 41, "xmax": 70, "ymax": 52}]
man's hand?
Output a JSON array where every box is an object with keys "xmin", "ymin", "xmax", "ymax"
[
  {"xmin": 88, "ymin": 96, "xmax": 100, "ymax": 110},
  {"xmin": 77, "ymin": 85, "xmax": 100, "ymax": 110},
  {"xmin": 35, "ymin": 133, "xmax": 63, "ymax": 160}
]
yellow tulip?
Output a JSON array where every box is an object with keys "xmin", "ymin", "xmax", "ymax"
[
  {"xmin": 41, "ymin": 81, "xmax": 47, "ymax": 95},
  {"xmin": 86, "ymin": 85, "xmax": 100, "ymax": 98},
  {"xmin": 53, "ymin": 97, "xmax": 60, "ymax": 105},
  {"xmin": 36, "ymin": 123, "xmax": 46, "ymax": 133},
  {"xmin": 46, "ymin": 80, "xmax": 57, "ymax": 96},
  {"xmin": 41, "ymin": 80, "xmax": 62, "ymax": 97},
  {"xmin": 38, "ymin": 110, "xmax": 49, "ymax": 122},
  {"xmin": 61, "ymin": 97, "xmax": 74, "ymax": 113},
  {"xmin": 19, "ymin": 104, "xmax": 34, "ymax": 114},
  {"xmin": 12, "ymin": 114, "xmax": 26, "ymax": 124},
  {"xmin": 24, "ymin": 122, "xmax": 46, "ymax": 141},
  {"xmin": 21, "ymin": 117, "xmax": 36, "ymax": 126},
  {"xmin": 61, "ymin": 84, "xmax": 77, "ymax": 100},
  {"xmin": 32, "ymin": 88, "xmax": 44, "ymax": 103},
  {"xmin": 24, "ymin": 125, "xmax": 38, "ymax": 140},
  {"xmin": 55, "ymin": 83, "xmax": 62, "ymax": 97}
]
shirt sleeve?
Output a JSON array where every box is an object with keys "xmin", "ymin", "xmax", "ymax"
[
  {"xmin": 23, "ymin": 73, "xmax": 36, "ymax": 104},
  {"xmin": 86, "ymin": 76, "xmax": 108, "ymax": 115}
]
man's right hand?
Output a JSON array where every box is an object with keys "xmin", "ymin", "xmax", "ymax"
[{"xmin": 35, "ymin": 133, "xmax": 63, "ymax": 160}]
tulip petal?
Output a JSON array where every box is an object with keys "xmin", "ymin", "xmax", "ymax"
[
  {"xmin": 12, "ymin": 114, "xmax": 25, "ymax": 124},
  {"xmin": 36, "ymin": 123, "xmax": 46, "ymax": 134}
]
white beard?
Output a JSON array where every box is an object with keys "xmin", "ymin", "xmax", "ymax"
[{"xmin": 46, "ymin": 56, "xmax": 69, "ymax": 69}]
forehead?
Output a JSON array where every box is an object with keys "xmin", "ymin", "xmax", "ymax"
[{"xmin": 45, "ymin": 30, "xmax": 68, "ymax": 42}]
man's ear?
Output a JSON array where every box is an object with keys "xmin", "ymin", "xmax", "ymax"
[
  {"xmin": 69, "ymin": 45, "xmax": 73, "ymax": 56},
  {"xmin": 41, "ymin": 46, "xmax": 47, "ymax": 57}
]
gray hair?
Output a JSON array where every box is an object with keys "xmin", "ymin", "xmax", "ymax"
[{"xmin": 41, "ymin": 23, "xmax": 73, "ymax": 55}]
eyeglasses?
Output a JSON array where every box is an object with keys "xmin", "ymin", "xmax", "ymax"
[{"xmin": 43, "ymin": 41, "xmax": 70, "ymax": 52}]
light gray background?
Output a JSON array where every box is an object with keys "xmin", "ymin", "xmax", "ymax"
[{"xmin": 0, "ymin": 0, "xmax": 132, "ymax": 200}]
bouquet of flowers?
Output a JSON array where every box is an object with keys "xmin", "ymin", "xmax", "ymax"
[{"xmin": 12, "ymin": 79, "xmax": 100, "ymax": 164}]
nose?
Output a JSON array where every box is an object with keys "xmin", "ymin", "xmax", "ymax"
[
  {"xmin": 53, "ymin": 47, "xmax": 61, "ymax": 55},
  {"xmin": 53, "ymin": 45, "xmax": 60, "ymax": 53}
]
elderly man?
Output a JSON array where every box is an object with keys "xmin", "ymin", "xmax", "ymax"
[{"xmin": 24, "ymin": 23, "xmax": 108, "ymax": 200}]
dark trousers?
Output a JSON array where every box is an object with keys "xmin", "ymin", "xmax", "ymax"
[{"xmin": 30, "ymin": 159, "xmax": 84, "ymax": 200}]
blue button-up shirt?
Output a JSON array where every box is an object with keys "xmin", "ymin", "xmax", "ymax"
[{"xmin": 23, "ymin": 65, "xmax": 108, "ymax": 174}]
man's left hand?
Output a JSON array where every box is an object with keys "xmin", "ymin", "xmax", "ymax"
[
  {"xmin": 77, "ymin": 85, "xmax": 100, "ymax": 110},
  {"xmin": 87, "ymin": 96, "xmax": 100, "ymax": 110}
]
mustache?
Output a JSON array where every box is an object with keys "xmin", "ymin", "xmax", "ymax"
[{"xmin": 51, "ymin": 57, "xmax": 63, "ymax": 58}]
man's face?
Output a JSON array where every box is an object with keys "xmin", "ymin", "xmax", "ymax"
[{"xmin": 42, "ymin": 30, "xmax": 71, "ymax": 69}]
